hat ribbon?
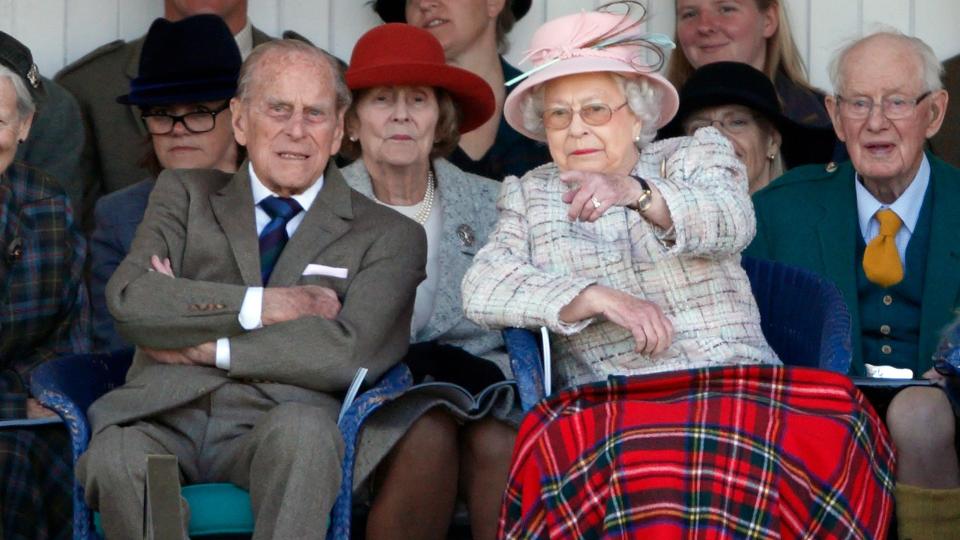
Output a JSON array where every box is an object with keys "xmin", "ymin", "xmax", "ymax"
[{"xmin": 505, "ymin": 30, "xmax": 674, "ymax": 87}]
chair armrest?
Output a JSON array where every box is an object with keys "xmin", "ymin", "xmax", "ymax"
[
  {"xmin": 502, "ymin": 328, "xmax": 546, "ymax": 411},
  {"xmin": 327, "ymin": 362, "xmax": 413, "ymax": 540}
]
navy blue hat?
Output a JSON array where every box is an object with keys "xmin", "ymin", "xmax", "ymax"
[{"xmin": 117, "ymin": 14, "xmax": 241, "ymax": 107}]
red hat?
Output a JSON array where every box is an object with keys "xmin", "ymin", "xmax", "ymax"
[{"xmin": 345, "ymin": 23, "xmax": 495, "ymax": 133}]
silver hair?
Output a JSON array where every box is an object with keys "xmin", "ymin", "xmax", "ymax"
[
  {"xmin": 521, "ymin": 73, "xmax": 662, "ymax": 148},
  {"xmin": 0, "ymin": 64, "xmax": 36, "ymax": 121},
  {"xmin": 828, "ymin": 28, "xmax": 943, "ymax": 95},
  {"xmin": 237, "ymin": 39, "xmax": 352, "ymax": 112}
]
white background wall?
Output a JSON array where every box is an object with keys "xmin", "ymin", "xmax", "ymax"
[{"xmin": 1, "ymin": 0, "xmax": 958, "ymax": 91}]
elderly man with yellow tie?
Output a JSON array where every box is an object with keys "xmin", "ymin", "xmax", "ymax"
[{"xmin": 746, "ymin": 30, "xmax": 959, "ymax": 539}]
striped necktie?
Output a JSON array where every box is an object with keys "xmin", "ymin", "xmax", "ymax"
[{"xmin": 258, "ymin": 196, "xmax": 303, "ymax": 284}]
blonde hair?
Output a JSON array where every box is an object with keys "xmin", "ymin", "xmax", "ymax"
[{"xmin": 666, "ymin": 0, "xmax": 816, "ymax": 94}]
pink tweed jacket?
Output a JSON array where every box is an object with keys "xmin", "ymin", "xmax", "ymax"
[{"xmin": 462, "ymin": 128, "xmax": 779, "ymax": 388}]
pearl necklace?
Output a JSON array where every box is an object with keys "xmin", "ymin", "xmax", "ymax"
[{"xmin": 413, "ymin": 171, "xmax": 435, "ymax": 225}]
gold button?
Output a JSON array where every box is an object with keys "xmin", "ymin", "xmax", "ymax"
[
  {"xmin": 880, "ymin": 324, "xmax": 891, "ymax": 335},
  {"xmin": 882, "ymin": 295, "xmax": 893, "ymax": 306},
  {"xmin": 881, "ymin": 344, "xmax": 892, "ymax": 355}
]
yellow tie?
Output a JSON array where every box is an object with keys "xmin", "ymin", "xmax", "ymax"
[{"xmin": 862, "ymin": 208, "xmax": 904, "ymax": 288}]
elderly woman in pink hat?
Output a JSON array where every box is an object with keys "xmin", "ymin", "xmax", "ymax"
[
  {"xmin": 462, "ymin": 4, "xmax": 895, "ymax": 538},
  {"xmin": 340, "ymin": 23, "xmax": 518, "ymax": 540}
]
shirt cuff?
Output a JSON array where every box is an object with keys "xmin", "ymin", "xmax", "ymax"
[
  {"xmin": 238, "ymin": 287, "xmax": 264, "ymax": 330},
  {"xmin": 215, "ymin": 338, "xmax": 231, "ymax": 370}
]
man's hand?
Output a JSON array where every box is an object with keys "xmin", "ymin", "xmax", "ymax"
[
  {"xmin": 262, "ymin": 286, "xmax": 341, "ymax": 326},
  {"xmin": 150, "ymin": 255, "xmax": 174, "ymax": 277},
  {"xmin": 26, "ymin": 398, "xmax": 57, "ymax": 419},
  {"xmin": 142, "ymin": 341, "xmax": 217, "ymax": 366}
]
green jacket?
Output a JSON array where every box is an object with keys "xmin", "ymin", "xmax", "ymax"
[{"xmin": 745, "ymin": 154, "xmax": 960, "ymax": 375}]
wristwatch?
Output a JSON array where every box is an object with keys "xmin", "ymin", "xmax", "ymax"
[{"xmin": 630, "ymin": 175, "xmax": 653, "ymax": 213}]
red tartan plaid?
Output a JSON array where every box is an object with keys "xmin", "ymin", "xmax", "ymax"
[{"xmin": 500, "ymin": 365, "xmax": 895, "ymax": 539}]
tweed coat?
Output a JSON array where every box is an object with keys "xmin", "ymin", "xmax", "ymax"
[
  {"xmin": 745, "ymin": 154, "xmax": 960, "ymax": 376},
  {"xmin": 930, "ymin": 54, "xmax": 960, "ymax": 169},
  {"xmin": 462, "ymin": 128, "xmax": 778, "ymax": 389},
  {"xmin": 54, "ymin": 27, "xmax": 273, "ymax": 228},
  {"xmin": 0, "ymin": 162, "xmax": 89, "ymax": 418},
  {"xmin": 89, "ymin": 161, "xmax": 426, "ymax": 438},
  {"xmin": 88, "ymin": 177, "xmax": 154, "ymax": 352},
  {"xmin": 341, "ymin": 158, "xmax": 502, "ymax": 356}
]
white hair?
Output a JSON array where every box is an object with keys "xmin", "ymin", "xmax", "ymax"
[
  {"xmin": 0, "ymin": 64, "xmax": 36, "ymax": 121},
  {"xmin": 828, "ymin": 28, "xmax": 943, "ymax": 95},
  {"xmin": 521, "ymin": 73, "xmax": 662, "ymax": 148}
]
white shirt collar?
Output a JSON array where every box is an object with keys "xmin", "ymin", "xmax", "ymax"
[
  {"xmin": 234, "ymin": 19, "xmax": 254, "ymax": 60},
  {"xmin": 248, "ymin": 162, "xmax": 324, "ymax": 212},
  {"xmin": 855, "ymin": 154, "xmax": 930, "ymax": 237}
]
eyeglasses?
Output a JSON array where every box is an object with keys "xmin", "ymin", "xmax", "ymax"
[
  {"xmin": 684, "ymin": 112, "xmax": 758, "ymax": 135},
  {"xmin": 542, "ymin": 102, "xmax": 629, "ymax": 130},
  {"xmin": 836, "ymin": 92, "xmax": 931, "ymax": 120},
  {"xmin": 141, "ymin": 101, "xmax": 230, "ymax": 135}
]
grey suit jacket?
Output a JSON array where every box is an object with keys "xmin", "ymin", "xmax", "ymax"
[
  {"xmin": 89, "ymin": 162, "xmax": 427, "ymax": 434},
  {"xmin": 341, "ymin": 158, "xmax": 502, "ymax": 358}
]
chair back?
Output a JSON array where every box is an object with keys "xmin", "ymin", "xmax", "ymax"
[
  {"xmin": 30, "ymin": 350, "xmax": 133, "ymax": 416},
  {"xmin": 741, "ymin": 257, "xmax": 852, "ymax": 373}
]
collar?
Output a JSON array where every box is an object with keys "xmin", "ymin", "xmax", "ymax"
[
  {"xmin": 235, "ymin": 19, "xmax": 254, "ymax": 60},
  {"xmin": 248, "ymin": 162, "xmax": 323, "ymax": 212},
  {"xmin": 855, "ymin": 154, "xmax": 930, "ymax": 235}
]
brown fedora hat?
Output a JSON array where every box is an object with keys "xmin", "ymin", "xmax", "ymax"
[{"xmin": 346, "ymin": 23, "xmax": 495, "ymax": 133}]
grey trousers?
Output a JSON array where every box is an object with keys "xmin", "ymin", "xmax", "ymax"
[{"xmin": 77, "ymin": 382, "xmax": 344, "ymax": 540}]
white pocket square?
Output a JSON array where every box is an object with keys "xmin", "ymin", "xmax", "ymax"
[{"xmin": 302, "ymin": 264, "xmax": 348, "ymax": 279}]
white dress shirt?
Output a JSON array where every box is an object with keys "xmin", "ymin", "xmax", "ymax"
[
  {"xmin": 855, "ymin": 154, "xmax": 930, "ymax": 265},
  {"xmin": 215, "ymin": 163, "xmax": 325, "ymax": 369}
]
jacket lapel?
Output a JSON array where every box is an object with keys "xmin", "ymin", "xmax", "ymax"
[
  {"xmin": 815, "ymin": 163, "xmax": 863, "ymax": 367},
  {"xmin": 210, "ymin": 164, "xmax": 261, "ymax": 286},
  {"xmin": 420, "ymin": 160, "xmax": 476, "ymax": 342},
  {"xmin": 268, "ymin": 163, "xmax": 353, "ymax": 286},
  {"xmin": 918, "ymin": 155, "xmax": 960, "ymax": 367}
]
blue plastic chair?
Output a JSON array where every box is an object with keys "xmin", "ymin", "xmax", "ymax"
[
  {"xmin": 503, "ymin": 256, "xmax": 853, "ymax": 411},
  {"xmin": 30, "ymin": 350, "xmax": 413, "ymax": 539}
]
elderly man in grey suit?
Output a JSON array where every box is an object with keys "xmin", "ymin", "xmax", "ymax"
[{"xmin": 76, "ymin": 39, "xmax": 426, "ymax": 539}]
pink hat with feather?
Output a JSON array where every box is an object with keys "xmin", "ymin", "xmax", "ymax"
[{"xmin": 503, "ymin": 7, "xmax": 680, "ymax": 142}]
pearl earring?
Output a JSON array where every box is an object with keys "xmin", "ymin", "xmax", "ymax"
[
  {"xmin": 767, "ymin": 152, "xmax": 776, "ymax": 161},
  {"xmin": 349, "ymin": 135, "xmax": 358, "ymax": 142}
]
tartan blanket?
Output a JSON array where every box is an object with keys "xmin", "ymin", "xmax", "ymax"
[{"xmin": 500, "ymin": 365, "xmax": 895, "ymax": 539}]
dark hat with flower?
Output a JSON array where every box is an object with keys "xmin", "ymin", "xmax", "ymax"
[{"xmin": 0, "ymin": 31, "xmax": 45, "ymax": 103}]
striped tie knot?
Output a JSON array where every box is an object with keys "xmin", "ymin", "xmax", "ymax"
[
  {"xmin": 258, "ymin": 196, "xmax": 303, "ymax": 284},
  {"xmin": 260, "ymin": 196, "xmax": 302, "ymax": 221}
]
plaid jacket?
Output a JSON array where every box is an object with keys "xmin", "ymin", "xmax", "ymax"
[{"xmin": 0, "ymin": 162, "xmax": 89, "ymax": 418}]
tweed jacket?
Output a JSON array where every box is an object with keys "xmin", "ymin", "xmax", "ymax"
[
  {"xmin": 930, "ymin": 54, "xmax": 960, "ymax": 169},
  {"xmin": 341, "ymin": 158, "xmax": 502, "ymax": 357},
  {"xmin": 88, "ymin": 177, "xmax": 154, "ymax": 352},
  {"xmin": 55, "ymin": 27, "xmax": 272, "ymax": 228},
  {"xmin": 462, "ymin": 128, "xmax": 778, "ymax": 388},
  {"xmin": 746, "ymin": 154, "xmax": 960, "ymax": 376},
  {"xmin": 88, "ymin": 162, "xmax": 426, "ymax": 434},
  {"xmin": 0, "ymin": 163, "xmax": 89, "ymax": 418}
]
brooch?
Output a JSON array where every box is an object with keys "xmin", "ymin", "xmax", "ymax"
[
  {"xmin": 6, "ymin": 237, "xmax": 22, "ymax": 263},
  {"xmin": 26, "ymin": 64, "xmax": 40, "ymax": 89},
  {"xmin": 456, "ymin": 224, "xmax": 475, "ymax": 248}
]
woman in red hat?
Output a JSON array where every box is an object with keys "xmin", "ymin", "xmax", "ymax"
[{"xmin": 341, "ymin": 23, "xmax": 517, "ymax": 540}]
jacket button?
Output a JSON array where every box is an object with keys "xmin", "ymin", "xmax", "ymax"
[
  {"xmin": 880, "ymin": 344, "xmax": 892, "ymax": 355},
  {"xmin": 882, "ymin": 295, "xmax": 893, "ymax": 306},
  {"xmin": 880, "ymin": 324, "xmax": 891, "ymax": 335}
]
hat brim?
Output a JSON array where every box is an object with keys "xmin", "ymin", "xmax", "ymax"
[
  {"xmin": 658, "ymin": 93, "xmax": 837, "ymax": 168},
  {"xmin": 374, "ymin": 0, "xmax": 531, "ymax": 23},
  {"xmin": 117, "ymin": 77, "xmax": 237, "ymax": 106},
  {"xmin": 346, "ymin": 62, "xmax": 495, "ymax": 133},
  {"xmin": 503, "ymin": 57, "xmax": 680, "ymax": 142}
]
